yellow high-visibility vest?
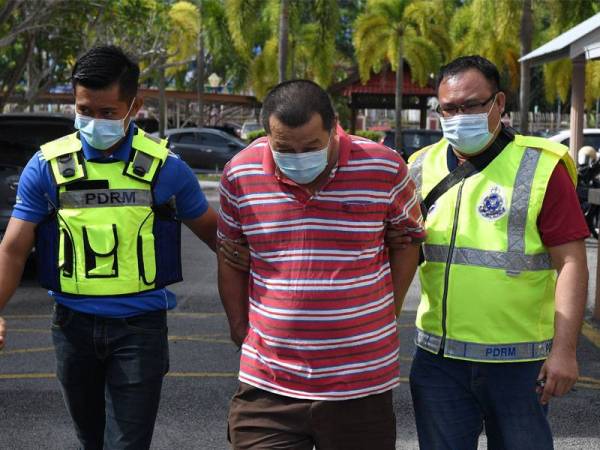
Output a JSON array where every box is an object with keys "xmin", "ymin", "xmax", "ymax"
[
  {"xmin": 37, "ymin": 129, "xmax": 182, "ymax": 296},
  {"xmin": 408, "ymin": 134, "xmax": 576, "ymax": 362}
]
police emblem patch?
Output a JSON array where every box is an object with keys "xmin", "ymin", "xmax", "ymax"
[{"xmin": 478, "ymin": 186, "xmax": 507, "ymax": 220}]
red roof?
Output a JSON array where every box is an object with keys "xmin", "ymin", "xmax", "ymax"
[{"xmin": 333, "ymin": 66, "xmax": 435, "ymax": 97}]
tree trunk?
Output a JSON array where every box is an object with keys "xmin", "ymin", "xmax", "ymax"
[
  {"xmin": 394, "ymin": 35, "xmax": 404, "ymax": 152},
  {"xmin": 197, "ymin": 22, "xmax": 205, "ymax": 126},
  {"xmin": 158, "ymin": 58, "xmax": 167, "ymax": 138},
  {"xmin": 278, "ymin": 0, "xmax": 289, "ymax": 83},
  {"xmin": 519, "ymin": 0, "xmax": 533, "ymax": 134}
]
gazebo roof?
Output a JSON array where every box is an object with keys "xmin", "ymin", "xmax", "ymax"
[
  {"xmin": 330, "ymin": 66, "xmax": 435, "ymax": 97},
  {"xmin": 520, "ymin": 12, "xmax": 600, "ymax": 65}
]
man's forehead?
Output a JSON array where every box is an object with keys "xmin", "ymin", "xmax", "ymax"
[{"xmin": 438, "ymin": 70, "xmax": 494, "ymax": 102}]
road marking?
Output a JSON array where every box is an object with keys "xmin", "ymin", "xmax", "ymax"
[
  {"xmin": 582, "ymin": 321, "xmax": 600, "ymax": 350},
  {"xmin": 169, "ymin": 335, "xmax": 231, "ymax": 344},
  {"xmin": 0, "ymin": 347, "xmax": 54, "ymax": 356},
  {"xmin": 578, "ymin": 376, "xmax": 600, "ymax": 385},
  {"xmin": 0, "ymin": 373, "xmax": 55, "ymax": 380},
  {"xmin": 169, "ymin": 312, "xmax": 225, "ymax": 318},
  {"xmin": 2, "ymin": 314, "xmax": 51, "ymax": 319},
  {"xmin": 10, "ymin": 328, "xmax": 50, "ymax": 333}
]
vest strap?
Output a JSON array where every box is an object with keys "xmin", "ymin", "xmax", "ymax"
[
  {"xmin": 416, "ymin": 329, "xmax": 552, "ymax": 361},
  {"xmin": 41, "ymin": 133, "xmax": 86, "ymax": 185},
  {"xmin": 423, "ymin": 244, "xmax": 552, "ymax": 272},
  {"xmin": 124, "ymin": 130, "xmax": 169, "ymax": 183}
]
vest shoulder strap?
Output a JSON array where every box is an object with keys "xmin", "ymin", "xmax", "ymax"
[
  {"xmin": 40, "ymin": 132, "xmax": 81, "ymax": 160},
  {"xmin": 408, "ymin": 144, "xmax": 434, "ymax": 165},
  {"xmin": 514, "ymin": 135, "xmax": 577, "ymax": 186},
  {"xmin": 40, "ymin": 133, "xmax": 86, "ymax": 185},
  {"xmin": 125, "ymin": 129, "xmax": 169, "ymax": 183}
]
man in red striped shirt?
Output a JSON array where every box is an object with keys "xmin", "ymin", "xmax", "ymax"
[{"xmin": 218, "ymin": 80, "xmax": 425, "ymax": 450}]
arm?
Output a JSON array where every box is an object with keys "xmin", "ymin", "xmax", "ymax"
[
  {"xmin": 538, "ymin": 239, "xmax": 588, "ymax": 404},
  {"xmin": 385, "ymin": 228, "xmax": 414, "ymax": 250},
  {"xmin": 0, "ymin": 218, "xmax": 37, "ymax": 349},
  {"xmin": 183, "ymin": 207, "xmax": 218, "ymax": 252},
  {"xmin": 389, "ymin": 244, "xmax": 420, "ymax": 316},
  {"xmin": 217, "ymin": 248, "xmax": 249, "ymax": 347}
]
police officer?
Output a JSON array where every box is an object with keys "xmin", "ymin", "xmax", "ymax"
[
  {"xmin": 0, "ymin": 46, "xmax": 243, "ymax": 449},
  {"xmin": 408, "ymin": 56, "xmax": 589, "ymax": 449}
]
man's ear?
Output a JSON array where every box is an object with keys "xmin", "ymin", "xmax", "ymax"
[
  {"xmin": 496, "ymin": 91, "xmax": 506, "ymax": 115},
  {"xmin": 132, "ymin": 96, "xmax": 144, "ymax": 117}
]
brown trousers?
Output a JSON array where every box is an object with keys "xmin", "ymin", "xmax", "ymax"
[{"xmin": 228, "ymin": 383, "xmax": 396, "ymax": 450}]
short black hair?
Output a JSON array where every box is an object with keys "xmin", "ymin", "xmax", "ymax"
[
  {"xmin": 71, "ymin": 45, "xmax": 140, "ymax": 101},
  {"xmin": 436, "ymin": 55, "xmax": 501, "ymax": 93},
  {"xmin": 261, "ymin": 80, "xmax": 336, "ymax": 133}
]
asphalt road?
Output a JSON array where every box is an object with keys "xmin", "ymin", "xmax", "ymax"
[{"xmin": 1, "ymin": 199, "xmax": 599, "ymax": 449}]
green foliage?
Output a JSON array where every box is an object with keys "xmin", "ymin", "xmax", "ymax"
[
  {"xmin": 245, "ymin": 129, "xmax": 267, "ymax": 142},
  {"xmin": 537, "ymin": 0, "xmax": 600, "ymax": 107},
  {"xmin": 449, "ymin": 0, "xmax": 521, "ymax": 91},
  {"xmin": 224, "ymin": 0, "xmax": 341, "ymax": 100},
  {"xmin": 353, "ymin": 0, "xmax": 449, "ymax": 86},
  {"xmin": 349, "ymin": 130, "xmax": 384, "ymax": 141}
]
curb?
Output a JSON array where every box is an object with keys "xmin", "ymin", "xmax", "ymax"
[{"xmin": 198, "ymin": 180, "xmax": 219, "ymax": 191}]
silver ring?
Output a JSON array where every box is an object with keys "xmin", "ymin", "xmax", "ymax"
[{"xmin": 233, "ymin": 250, "xmax": 239, "ymax": 258}]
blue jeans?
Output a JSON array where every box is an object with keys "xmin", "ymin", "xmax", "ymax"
[
  {"xmin": 409, "ymin": 347, "xmax": 553, "ymax": 450},
  {"xmin": 51, "ymin": 303, "xmax": 169, "ymax": 450}
]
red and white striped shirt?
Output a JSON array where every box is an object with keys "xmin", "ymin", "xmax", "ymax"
[{"xmin": 218, "ymin": 128, "xmax": 425, "ymax": 400}]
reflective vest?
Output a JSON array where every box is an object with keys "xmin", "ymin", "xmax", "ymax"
[
  {"xmin": 408, "ymin": 135, "xmax": 577, "ymax": 362},
  {"xmin": 35, "ymin": 130, "xmax": 183, "ymax": 296}
]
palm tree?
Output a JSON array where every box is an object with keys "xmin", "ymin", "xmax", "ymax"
[
  {"xmin": 449, "ymin": 0, "xmax": 521, "ymax": 90},
  {"xmin": 354, "ymin": 0, "xmax": 449, "ymax": 151},
  {"xmin": 225, "ymin": 0, "xmax": 340, "ymax": 99},
  {"xmin": 278, "ymin": 0, "xmax": 289, "ymax": 83}
]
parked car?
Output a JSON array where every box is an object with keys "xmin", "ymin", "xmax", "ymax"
[
  {"xmin": 240, "ymin": 120, "xmax": 263, "ymax": 140},
  {"xmin": 156, "ymin": 127, "xmax": 247, "ymax": 171},
  {"xmin": 0, "ymin": 113, "xmax": 75, "ymax": 237},
  {"xmin": 379, "ymin": 129, "xmax": 443, "ymax": 160},
  {"xmin": 548, "ymin": 128, "xmax": 600, "ymax": 151},
  {"xmin": 207, "ymin": 123, "xmax": 241, "ymax": 138},
  {"xmin": 0, "ymin": 113, "xmax": 75, "ymax": 167}
]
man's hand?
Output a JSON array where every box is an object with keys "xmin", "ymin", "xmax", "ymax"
[
  {"xmin": 230, "ymin": 321, "xmax": 248, "ymax": 348},
  {"xmin": 219, "ymin": 238, "xmax": 250, "ymax": 272},
  {"xmin": 537, "ymin": 349, "xmax": 579, "ymax": 405},
  {"xmin": 385, "ymin": 228, "xmax": 414, "ymax": 249},
  {"xmin": 0, "ymin": 316, "xmax": 5, "ymax": 350}
]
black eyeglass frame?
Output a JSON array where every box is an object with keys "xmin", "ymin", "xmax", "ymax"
[{"xmin": 436, "ymin": 91, "xmax": 500, "ymax": 117}]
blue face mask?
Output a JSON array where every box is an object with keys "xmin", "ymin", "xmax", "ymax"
[
  {"xmin": 439, "ymin": 97, "xmax": 500, "ymax": 155},
  {"xmin": 74, "ymin": 100, "xmax": 135, "ymax": 150},
  {"xmin": 271, "ymin": 140, "xmax": 330, "ymax": 184}
]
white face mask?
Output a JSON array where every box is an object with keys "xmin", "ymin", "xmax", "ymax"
[
  {"xmin": 74, "ymin": 99, "xmax": 135, "ymax": 150},
  {"xmin": 270, "ymin": 137, "xmax": 330, "ymax": 184},
  {"xmin": 440, "ymin": 96, "xmax": 500, "ymax": 155}
]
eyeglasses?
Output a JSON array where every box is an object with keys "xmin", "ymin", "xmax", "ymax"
[{"xmin": 436, "ymin": 92, "xmax": 499, "ymax": 117}]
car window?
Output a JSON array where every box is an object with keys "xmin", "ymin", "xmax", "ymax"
[
  {"xmin": 585, "ymin": 135, "xmax": 600, "ymax": 150},
  {"xmin": 200, "ymin": 133, "xmax": 229, "ymax": 146},
  {"xmin": 0, "ymin": 122, "xmax": 74, "ymax": 152},
  {"xmin": 561, "ymin": 135, "xmax": 600, "ymax": 150},
  {"xmin": 176, "ymin": 133, "xmax": 199, "ymax": 144}
]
